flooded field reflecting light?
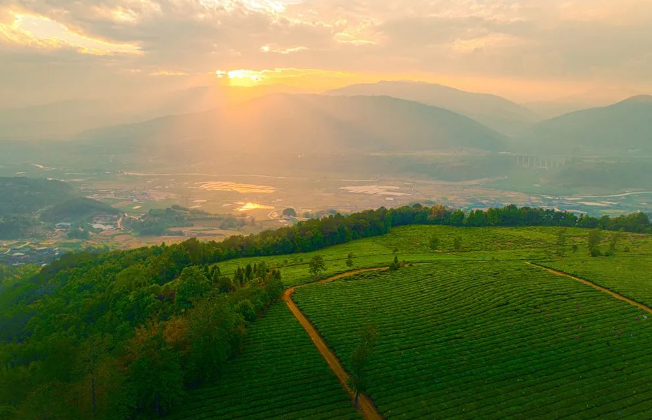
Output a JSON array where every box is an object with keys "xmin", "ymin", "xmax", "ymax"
[{"xmin": 196, "ymin": 181, "xmax": 276, "ymax": 194}]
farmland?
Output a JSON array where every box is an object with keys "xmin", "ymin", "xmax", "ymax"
[
  {"xmin": 169, "ymin": 304, "xmax": 360, "ymax": 420},
  {"xmin": 215, "ymin": 225, "xmax": 594, "ymax": 287},
  {"xmin": 164, "ymin": 225, "xmax": 652, "ymax": 419},
  {"xmin": 293, "ymin": 261, "xmax": 652, "ymax": 419},
  {"xmin": 544, "ymin": 232, "xmax": 652, "ymax": 307},
  {"xmin": 5, "ymin": 219, "xmax": 652, "ymax": 420}
]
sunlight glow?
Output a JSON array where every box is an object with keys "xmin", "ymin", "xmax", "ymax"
[
  {"xmin": 197, "ymin": 181, "xmax": 276, "ymax": 194},
  {"xmin": 237, "ymin": 202, "xmax": 275, "ymax": 212},
  {"xmin": 0, "ymin": 11, "xmax": 141, "ymax": 55},
  {"xmin": 216, "ymin": 69, "xmax": 267, "ymax": 86}
]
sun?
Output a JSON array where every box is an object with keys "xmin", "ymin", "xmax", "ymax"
[{"xmin": 216, "ymin": 69, "xmax": 265, "ymax": 87}]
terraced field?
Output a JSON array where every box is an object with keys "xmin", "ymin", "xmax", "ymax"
[
  {"xmin": 216, "ymin": 226, "xmax": 588, "ymax": 287},
  {"xmin": 546, "ymin": 255, "xmax": 652, "ymax": 308},
  {"xmin": 169, "ymin": 304, "xmax": 360, "ymax": 420},
  {"xmin": 293, "ymin": 262, "xmax": 652, "ymax": 419}
]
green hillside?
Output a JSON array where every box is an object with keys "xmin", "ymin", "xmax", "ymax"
[
  {"xmin": 168, "ymin": 304, "xmax": 359, "ymax": 420},
  {"xmin": 525, "ymin": 95, "xmax": 652, "ymax": 155},
  {"xmin": 295, "ymin": 262, "xmax": 652, "ymax": 419},
  {"xmin": 39, "ymin": 197, "xmax": 119, "ymax": 223},
  {"xmin": 2, "ymin": 205, "xmax": 652, "ymax": 419},
  {"xmin": 0, "ymin": 177, "xmax": 75, "ymax": 215}
]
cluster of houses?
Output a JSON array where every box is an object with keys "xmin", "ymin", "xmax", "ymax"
[{"xmin": 0, "ymin": 243, "xmax": 62, "ymax": 266}]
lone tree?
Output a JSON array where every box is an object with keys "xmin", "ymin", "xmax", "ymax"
[
  {"xmin": 429, "ymin": 236, "xmax": 440, "ymax": 251},
  {"xmin": 308, "ymin": 255, "xmax": 326, "ymax": 278},
  {"xmin": 453, "ymin": 236, "xmax": 462, "ymax": 252},
  {"xmin": 389, "ymin": 255, "xmax": 402, "ymax": 271},
  {"xmin": 348, "ymin": 325, "xmax": 377, "ymax": 408},
  {"xmin": 282, "ymin": 208, "xmax": 297, "ymax": 218},
  {"xmin": 607, "ymin": 230, "xmax": 624, "ymax": 256},
  {"xmin": 557, "ymin": 228, "xmax": 567, "ymax": 257},
  {"xmin": 346, "ymin": 252, "xmax": 355, "ymax": 268},
  {"xmin": 588, "ymin": 228, "xmax": 602, "ymax": 257}
]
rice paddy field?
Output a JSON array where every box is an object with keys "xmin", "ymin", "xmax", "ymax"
[{"xmin": 173, "ymin": 225, "xmax": 652, "ymax": 419}]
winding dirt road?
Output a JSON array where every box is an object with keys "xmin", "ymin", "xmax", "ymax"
[
  {"xmin": 527, "ymin": 262, "xmax": 652, "ymax": 314},
  {"xmin": 283, "ymin": 268, "xmax": 387, "ymax": 420}
]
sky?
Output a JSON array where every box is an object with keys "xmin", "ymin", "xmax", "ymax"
[{"xmin": 0, "ymin": 0, "xmax": 651, "ymax": 108}]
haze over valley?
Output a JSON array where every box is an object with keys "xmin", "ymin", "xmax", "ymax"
[{"xmin": 2, "ymin": 1, "xmax": 652, "ymax": 419}]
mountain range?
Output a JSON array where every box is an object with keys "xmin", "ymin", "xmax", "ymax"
[
  {"xmin": 328, "ymin": 80, "xmax": 538, "ymax": 136},
  {"xmin": 524, "ymin": 95, "xmax": 652, "ymax": 155},
  {"xmin": 77, "ymin": 94, "xmax": 508, "ymax": 156}
]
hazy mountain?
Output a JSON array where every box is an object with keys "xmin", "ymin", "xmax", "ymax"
[
  {"xmin": 526, "ymin": 87, "xmax": 643, "ymax": 119},
  {"xmin": 327, "ymin": 81, "xmax": 537, "ymax": 136},
  {"xmin": 0, "ymin": 84, "xmax": 306, "ymax": 142},
  {"xmin": 77, "ymin": 94, "xmax": 507, "ymax": 157},
  {"xmin": 524, "ymin": 95, "xmax": 652, "ymax": 154},
  {"xmin": 0, "ymin": 100, "xmax": 139, "ymax": 141}
]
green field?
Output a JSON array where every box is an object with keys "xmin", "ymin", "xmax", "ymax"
[
  {"xmin": 215, "ymin": 226, "xmax": 591, "ymax": 288},
  {"xmin": 169, "ymin": 304, "xmax": 360, "ymax": 420},
  {"xmin": 543, "ymin": 231, "xmax": 652, "ymax": 307},
  {"xmin": 170, "ymin": 225, "xmax": 652, "ymax": 419},
  {"xmin": 293, "ymin": 262, "xmax": 652, "ymax": 419}
]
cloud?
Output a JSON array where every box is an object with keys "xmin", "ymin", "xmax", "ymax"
[
  {"xmin": 0, "ymin": 0, "xmax": 651, "ymax": 106},
  {"xmin": 0, "ymin": 10, "xmax": 141, "ymax": 55},
  {"xmin": 260, "ymin": 44, "xmax": 307, "ymax": 54},
  {"xmin": 150, "ymin": 69, "xmax": 188, "ymax": 76}
]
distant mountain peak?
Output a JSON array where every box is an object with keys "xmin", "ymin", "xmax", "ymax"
[
  {"xmin": 617, "ymin": 94, "xmax": 652, "ymax": 105},
  {"xmin": 327, "ymin": 80, "xmax": 536, "ymax": 136}
]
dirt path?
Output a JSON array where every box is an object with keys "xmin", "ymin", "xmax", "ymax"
[
  {"xmin": 527, "ymin": 262, "xmax": 652, "ymax": 314},
  {"xmin": 283, "ymin": 268, "xmax": 387, "ymax": 420}
]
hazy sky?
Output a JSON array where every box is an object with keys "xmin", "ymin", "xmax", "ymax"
[{"xmin": 1, "ymin": 0, "xmax": 651, "ymax": 107}]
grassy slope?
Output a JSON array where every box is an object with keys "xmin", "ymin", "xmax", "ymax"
[
  {"xmin": 216, "ymin": 225, "xmax": 582, "ymax": 288},
  {"xmin": 173, "ymin": 225, "xmax": 652, "ymax": 419},
  {"xmin": 294, "ymin": 262, "xmax": 652, "ymax": 419},
  {"xmin": 543, "ymin": 231, "xmax": 652, "ymax": 307},
  {"xmin": 169, "ymin": 304, "xmax": 360, "ymax": 420}
]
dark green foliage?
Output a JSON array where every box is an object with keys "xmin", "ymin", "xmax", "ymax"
[
  {"xmin": 0, "ymin": 250, "xmax": 284, "ymax": 419},
  {"xmin": 174, "ymin": 267, "xmax": 212, "ymax": 309},
  {"xmin": 606, "ymin": 231, "xmax": 624, "ymax": 256},
  {"xmin": 557, "ymin": 228, "xmax": 567, "ymax": 257},
  {"xmin": 309, "ymin": 255, "xmax": 327, "ymax": 278},
  {"xmin": 347, "ymin": 325, "xmax": 377, "ymax": 407},
  {"xmin": 282, "ymin": 208, "xmax": 298, "ymax": 217},
  {"xmin": 126, "ymin": 324, "xmax": 185, "ymax": 417},
  {"xmin": 0, "ymin": 177, "xmax": 74, "ymax": 215},
  {"xmin": 184, "ymin": 296, "xmax": 246, "ymax": 384},
  {"xmin": 346, "ymin": 252, "xmax": 354, "ymax": 268},
  {"xmin": 428, "ymin": 236, "xmax": 440, "ymax": 250},
  {"xmin": 588, "ymin": 228, "xmax": 602, "ymax": 257},
  {"xmin": 0, "ymin": 215, "xmax": 36, "ymax": 239},
  {"xmin": 40, "ymin": 197, "xmax": 118, "ymax": 223},
  {"xmin": 125, "ymin": 206, "xmax": 245, "ymax": 236},
  {"xmin": 67, "ymin": 225, "xmax": 91, "ymax": 239},
  {"xmin": 453, "ymin": 236, "xmax": 462, "ymax": 251},
  {"xmin": 389, "ymin": 255, "xmax": 403, "ymax": 271},
  {"xmin": 235, "ymin": 299, "xmax": 257, "ymax": 322}
]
